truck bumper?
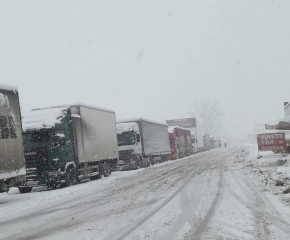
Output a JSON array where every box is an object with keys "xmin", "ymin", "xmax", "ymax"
[
  {"xmin": 117, "ymin": 164, "xmax": 132, "ymax": 171},
  {"xmin": 25, "ymin": 168, "xmax": 63, "ymax": 187},
  {"xmin": 117, "ymin": 156, "xmax": 140, "ymax": 170}
]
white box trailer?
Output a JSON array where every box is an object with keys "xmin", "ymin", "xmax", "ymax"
[
  {"xmin": 141, "ymin": 120, "xmax": 171, "ymax": 156},
  {"xmin": 116, "ymin": 118, "xmax": 171, "ymax": 169},
  {"xmin": 71, "ymin": 105, "xmax": 119, "ymax": 163},
  {"xmin": 0, "ymin": 84, "xmax": 26, "ymax": 192},
  {"xmin": 191, "ymin": 130, "xmax": 205, "ymax": 153}
]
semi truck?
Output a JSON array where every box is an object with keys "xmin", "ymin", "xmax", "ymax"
[
  {"xmin": 204, "ymin": 133, "xmax": 211, "ymax": 151},
  {"xmin": 191, "ymin": 130, "xmax": 205, "ymax": 153},
  {"xmin": 210, "ymin": 136, "xmax": 221, "ymax": 149},
  {"xmin": 116, "ymin": 118, "xmax": 171, "ymax": 170},
  {"xmin": 21, "ymin": 104, "xmax": 118, "ymax": 192},
  {"xmin": 0, "ymin": 84, "xmax": 26, "ymax": 193},
  {"xmin": 168, "ymin": 126, "xmax": 193, "ymax": 160}
]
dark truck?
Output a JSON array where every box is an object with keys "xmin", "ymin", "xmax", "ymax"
[
  {"xmin": 0, "ymin": 84, "xmax": 26, "ymax": 193},
  {"xmin": 116, "ymin": 118, "xmax": 171, "ymax": 170},
  {"xmin": 21, "ymin": 104, "xmax": 118, "ymax": 192}
]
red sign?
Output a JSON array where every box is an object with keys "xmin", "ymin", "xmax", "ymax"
[{"xmin": 257, "ymin": 133, "xmax": 286, "ymax": 151}]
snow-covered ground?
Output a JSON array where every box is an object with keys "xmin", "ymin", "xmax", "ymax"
[{"xmin": 1, "ymin": 147, "xmax": 290, "ymax": 240}]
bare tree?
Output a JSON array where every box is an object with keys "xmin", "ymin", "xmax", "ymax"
[{"xmin": 192, "ymin": 99, "xmax": 224, "ymax": 134}]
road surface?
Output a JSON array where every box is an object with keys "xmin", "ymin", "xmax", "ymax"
[{"xmin": 1, "ymin": 148, "xmax": 290, "ymax": 240}]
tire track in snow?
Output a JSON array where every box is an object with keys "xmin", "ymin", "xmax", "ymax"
[
  {"xmin": 112, "ymin": 167, "xmax": 201, "ymax": 240},
  {"xmin": 233, "ymin": 171, "xmax": 290, "ymax": 239},
  {"xmin": 187, "ymin": 161, "xmax": 224, "ymax": 240},
  {"xmin": 4, "ymin": 154, "xmax": 209, "ymax": 240}
]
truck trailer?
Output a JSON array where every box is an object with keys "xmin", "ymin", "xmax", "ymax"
[
  {"xmin": 191, "ymin": 130, "xmax": 205, "ymax": 153},
  {"xmin": 210, "ymin": 136, "xmax": 221, "ymax": 149},
  {"xmin": 0, "ymin": 84, "xmax": 26, "ymax": 193},
  {"xmin": 168, "ymin": 126, "xmax": 193, "ymax": 159},
  {"xmin": 21, "ymin": 104, "xmax": 118, "ymax": 192},
  {"xmin": 204, "ymin": 133, "xmax": 211, "ymax": 151},
  {"xmin": 116, "ymin": 118, "xmax": 171, "ymax": 170}
]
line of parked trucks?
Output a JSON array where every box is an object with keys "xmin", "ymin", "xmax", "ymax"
[{"xmin": 0, "ymin": 85, "xmax": 221, "ymax": 193}]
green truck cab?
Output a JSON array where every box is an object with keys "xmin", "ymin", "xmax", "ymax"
[{"xmin": 21, "ymin": 104, "xmax": 119, "ymax": 192}]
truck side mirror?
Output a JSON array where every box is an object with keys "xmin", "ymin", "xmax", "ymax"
[{"xmin": 137, "ymin": 134, "xmax": 140, "ymax": 143}]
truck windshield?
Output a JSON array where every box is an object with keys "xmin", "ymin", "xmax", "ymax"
[
  {"xmin": 169, "ymin": 138, "xmax": 176, "ymax": 146},
  {"xmin": 117, "ymin": 131, "xmax": 136, "ymax": 146},
  {"xmin": 24, "ymin": 130, "xmax": 51, "ymax": 143}
]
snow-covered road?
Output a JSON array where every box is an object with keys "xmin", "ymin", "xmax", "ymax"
[{"xmin": 1, "ymin": 148, "xmax": 290, "ymax": 240}]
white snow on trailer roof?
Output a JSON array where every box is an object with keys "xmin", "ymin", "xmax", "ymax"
[
  {"xmin": 265, "ymin": 115, "xmax": 290, "ymax": 130},
  {"xmin": 116, "ymin": 122, "xmax": 139, "ymax": 134},
  {"xmin": 22, "ymin": 107, "xmax": 67, "ymax": 131},
  {"xmin": 33, "ymin": 103, "xmax": 115, "ymax": 114},
  {"xmin": 117, "ymin": 118, "xmax": 168, "ymax": 127},
  {"xmin": 0, "ymin": 84, "xmax": 18, "ymax": 93},
  {"xmin": 168, "ymin": 125, "xmax": 191, "ymax": 133}
]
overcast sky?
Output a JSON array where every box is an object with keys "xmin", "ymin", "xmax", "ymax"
[{"xmin": 1, "ymin": 0, "xmax": 290, "ymax": 140}]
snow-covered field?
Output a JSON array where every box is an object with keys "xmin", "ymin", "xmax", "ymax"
[{"xmin": 1, "ymin": 147, "xmax": 290, "ymax": 240}]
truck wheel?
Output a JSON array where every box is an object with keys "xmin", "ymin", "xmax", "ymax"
[
  {"xmin": 18, "ymin": 187, "xmax": 32, "ymax": 194},
  {"xmin": 129, "ymin": 158, "xmax": 138, "ymax": 170},
  {"xmin": 143, "ymin": 157, "xmax": 149, "ymax": 167},
  {"xmin": 47, "ymin": 182, "xmax": 57, "ymax": 190},
  {"xmin": 102, "ymin": 162, "xmax": 111, "ymax": 177},
  {"xmin": 65, "ymin": 167, "xmax": 77, "ymax": 187},
  {"xmin": 138, "ymin": 158, "xmax": 144, "ymax": 168}
]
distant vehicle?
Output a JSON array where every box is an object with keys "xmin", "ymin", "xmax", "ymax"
[
  {"xmin": 21, "ymin": 104, "xmax": 118, "ymax": 192},
  {"xmin": 116, "ymin": 118, "xmax": 171, "ymax": 170},
  {"xmin": 166, "ymin": 117, "xmax": 206, "ymax": 153},
  {"xmin": 204, "ymin": 133, "xmax": 211, "ymax": 151},
  {"xmin": 168, "ymin": 126, "xmax": 193, "ymax": 159},
  {"xmin": 210, "ymin": 136, "xmax": 221, "ymax": 149},
  {"xmin": 191, "ymin": 130, "xmax": 205, "ymax": 153},
  {"xmin": 0, "ymin": 84, "xmax": 26, "ymax": 193}
]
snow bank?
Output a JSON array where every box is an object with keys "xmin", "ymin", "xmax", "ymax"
[
  {"xmin": 23, "ymin": 107, "xmax": 67, "ymax": 131},
  {"xmin": 277, "ymin": 160, "xmax": 290, "ymax": 178},
  {"xmin": 0, "ymin": 167, "xmax": 26, "ymax": 180}
]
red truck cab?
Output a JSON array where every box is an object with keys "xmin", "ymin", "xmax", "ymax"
[{"xmin": 169, "ymin": 131, "xmax": 179, "ymax": 160}]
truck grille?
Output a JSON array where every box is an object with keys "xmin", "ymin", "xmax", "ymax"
[
  {"xmin": 25, "ymin": 149, "xmax": 49, "ymax": 170},
  {"xmin": 118, "ymin": 149, "xmax": 134, "ymax": 161}
]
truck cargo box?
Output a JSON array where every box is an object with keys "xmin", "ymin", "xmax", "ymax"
[
  {"xmin": 117, "ymin": 118, "xmax": 170, "ymax": 157},
  {"xmin": 141, "ymin": 120, "xmax": 171, "ymax": 156},
  {"xmin": 70, "ymin": 105, "xmax": 119, "ymax": 163},
  {"xmin": 0, "ymin": 84, "xmax": 26, "ymax": 191}
]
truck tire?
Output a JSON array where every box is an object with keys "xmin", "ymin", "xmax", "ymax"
[
  {"xmin": 65, "ymin": 166, "xmax": 77, "ymax": 187},
  {"xmin": 18, "ymin": 187, "xmax": 32, "ymax": 194},
  {"xmin": 138, "ymin": 157, "xmax": 144, "ymax": 168},
  {"xmin": 149, "ymin": 156, "xmax": 155, "ymax": 165},
  {"xmin": 143, "ymin": 157, "xmax": 149, "ymax": 167},
  {"xmin": 101, "ymin": 162, "xmax": 111, "ymax": 177},
  {"xmin": 129, "ymin": 157, "xmax": 138, "ymax": 170},
  {"xmin": 47, "ymin": 182, "xmax": 57, "ymax": 190}
]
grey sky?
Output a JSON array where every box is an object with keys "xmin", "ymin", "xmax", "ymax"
[{"xmin": 1, "ymin": 0, "xmax": 290, "ymax": 140}]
